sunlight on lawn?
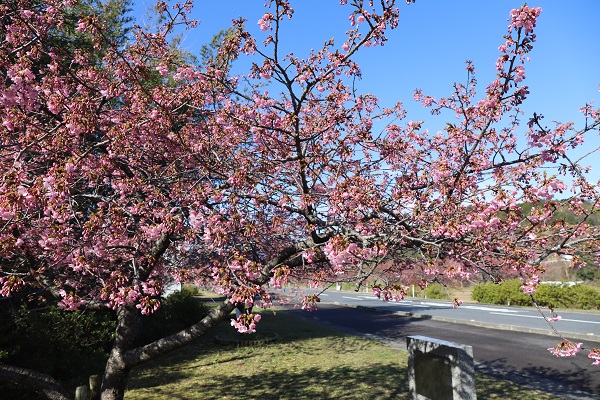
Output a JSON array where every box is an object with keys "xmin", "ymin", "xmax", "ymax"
[{"xmin": 125, "ymin": 307, "xmax": 561, "ymax": 400}]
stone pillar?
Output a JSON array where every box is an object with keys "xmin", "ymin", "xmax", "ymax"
[
  {"xmin": 407, "ymin": 335, "xmax": 476, "ymax": 400},
  {"xmin": 75, "ymin": 385, "xmax": 90, "ymax": 400},
  {"xmin": 90, "ymin": 374, "xmax": 101, "ymax": 400}
]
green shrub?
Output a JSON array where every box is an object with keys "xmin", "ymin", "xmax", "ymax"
[
  {"xmin": 500, "ymin": 279, "xmax": 532, "ymax": 306},
  {"xmin": 471, "ymin": 281, "xmax": 507, "ymax": 304},
  {"xmin": 534, "ymin": 284, "xmax": 571, "ymax": 308},
  {"xmin": 471, "ymin": 279, "xmax": 532, "ymax": 306},
  {"xmin": 472, "ymin": 280, "xmax": 600, "ymax": 310},
  {"xmin": 0, "ymin": 285, "xmax": 209, "ymax": 399},
  {"xmin": 471, "ymin": 282, "xmax": 493, "ymax": 303},
  {"xmin": 423, "ymin": 283, "xmax": 448, "ymax": 300},
  {"xmin": 571, "ymin": 284, "xmax": 600, "ymax": 310}
]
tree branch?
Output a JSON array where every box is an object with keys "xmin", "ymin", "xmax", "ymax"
[
  {"xmin": 0, "ymin": 363, "xmax": 72, "ymax": 400},
  {"xmin": 123, "ymin": 299, "xmax": 236, "ymax": 366}
]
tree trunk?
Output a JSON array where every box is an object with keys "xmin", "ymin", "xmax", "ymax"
[
  {"xmin": 100, "ymin": 354, "xmax": 131, "ymax": 400},
  {"xmin": 99, "ymin": 305, "xmax": 139, "ymax": 400},
  {"xmin": 98, "ymin": 299, "xmax": 237, "ymax": 400}
]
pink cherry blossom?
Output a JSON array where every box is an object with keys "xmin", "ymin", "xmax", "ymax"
[
  {"xmin": 76, "ymin": 19, "xmax": 87, "ymax": 32},
  {"xmin": 589, "ymin": 349, "xmax": 600, "ymax": 366},
  {"xmin": 156, "ymin": 63, "xmax": 169, "ymax": 76},
  {"xmin": 1, "ymin": 1, "xmax": 599, "ymax": 398},
  {"xmin": 548, "ymin": 341, "xmax": 582, "ymax": 358}
]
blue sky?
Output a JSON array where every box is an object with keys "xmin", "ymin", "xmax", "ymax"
[{"xmin": 133, "ymin": 0, "xmax": 600, "ymax": 181}]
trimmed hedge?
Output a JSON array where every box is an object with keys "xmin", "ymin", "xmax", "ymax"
[
  {"xmin": 423, "ymin": 283, "xmax": 448, "ymax": 300},
  {"xmin": 471, "ymin": 279, "xmax": 600, "ymax": 310}
]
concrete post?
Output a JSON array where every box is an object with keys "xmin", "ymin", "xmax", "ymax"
[
  {"xmin": 89, "ymin": 374, "xmax": 101, "ymax": 400},
  {"xmin": 407, "ymin": 335, "xmax": 476, "ymax": 400},
  {"xmin": 75, "ymin": 385, "xmax": 90, "ymax": 400}
]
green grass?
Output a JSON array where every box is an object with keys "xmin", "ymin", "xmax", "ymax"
[{"xmin": 124, "ymin": 299, "xmax": 563, "ymax": 400}]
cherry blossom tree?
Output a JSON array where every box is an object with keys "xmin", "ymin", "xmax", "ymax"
[{"xmin": 1, "ymin": 0, "xmax": 600, "ymax": 399}]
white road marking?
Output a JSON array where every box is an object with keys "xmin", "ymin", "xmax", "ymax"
[
  {"xmin": 489, "ymin": 312, "xmax": 600, "ymax": 324},
  {"xmin": 462, "ymin": 305, "xmax": 520, "ymax": 313},
  {"xmin": 358, "ymin": 296, "xmax": 378, "ymax": 300},
  {"xmin": 419, "ymin": 301, "xmax": 454, "ymax": 307}
]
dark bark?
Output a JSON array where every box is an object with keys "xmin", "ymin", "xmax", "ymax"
[
  {"xmin": 99, "ymin": 305, "xmax": 140, "ymax": 400},
  {"xmin": 0, "ymin": 362, "xmax": 72, "ymax": 400},
  {"xmin": 100, "ymin": 356, "xmax": 130, "ymax": 400}
]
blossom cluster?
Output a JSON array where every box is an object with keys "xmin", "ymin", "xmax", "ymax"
[
  {"xmin": 231, "ymin": 313, "xmax": 262, "ymax": 334},
  {"xmin": 301, "ymin": 294, "xmax": 321, "ymax": 311},
  {"xmin": 508, "ymin": 5, "xmax": 542, "ymax": 34},
  {"xmin": 589, "ymin": 349, "xmax": 600, "ymax": 366},
  {"xmin": 548, "ymin": 341, "xmax": 582, "ymax": 358},
  {"xmin": 372, "ymin": 284, "xmax": 408, "ymax": 302}
]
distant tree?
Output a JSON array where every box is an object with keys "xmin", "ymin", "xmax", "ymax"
[
  {"xmin": 60, "ymin": 0, "xmax": 133, "ymax": 53},
  {"xmin": 576, "ymin": 264, "xmax": 599, "ymax": 281},
  {"xmin": 1, "ymin": 1, "xmax": 600, "ymax": 399},
  {"xmin": 199, "ymin": 28, "xmax": 236, "ymax": 70}
]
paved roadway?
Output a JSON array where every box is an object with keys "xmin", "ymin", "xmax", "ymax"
[
  {"xmin": 316, "ymin": 290, "xmax": 600, "ymax": 342},
  {"xmin": 281, "ymin": 290, "xmax": 600, "ymax": 399}
]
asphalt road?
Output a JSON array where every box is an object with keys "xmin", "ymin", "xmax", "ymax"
[
  {"xmin": 287, "ymin": 300, "xmax": 600, "ymax": 400},
  {"xmin": 316, "ymin": 290, "xmax": 600, "ymax": 341}
]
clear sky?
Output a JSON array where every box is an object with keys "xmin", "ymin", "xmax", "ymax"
[{"xmin": 133, "ymin": 0, "xmax": 600, "ymax": 181}]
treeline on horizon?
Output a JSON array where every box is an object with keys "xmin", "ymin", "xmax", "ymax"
[
  {"xmin": 518, "ymin": 200, "xmax": 600, "ymax": 227},
  {"xmin": 519, "ymin": 200, "xmax": 600, "ymax": 226}
]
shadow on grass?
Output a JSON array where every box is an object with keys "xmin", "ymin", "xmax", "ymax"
[
  {"xmin": 126, "ymin": 307, "xmax": 409, "ymax": 399},
  {"xmin": 129, "ymin": 364, "xmax": 408, "ymax": 400}
]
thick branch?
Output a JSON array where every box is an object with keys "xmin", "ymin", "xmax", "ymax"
[
  {"xmin": 123, "ymin": 300, "xmax": 236, "ymax": 366},
  {"xmin": 0, "ymin": 363, "xmax": 72, "ymax": 400}
]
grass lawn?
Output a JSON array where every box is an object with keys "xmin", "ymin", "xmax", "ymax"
[{"xmin": 124, "ymin": 298, "xmax": 563, "ymax": 399}]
